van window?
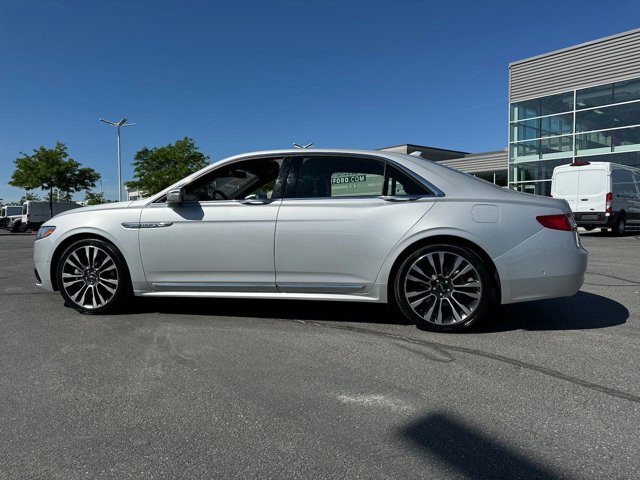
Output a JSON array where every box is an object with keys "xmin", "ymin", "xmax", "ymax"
[
  {"xmin": 22, "ymin": 204, "xmax": 27, "ymax": 215},
  {"xmin": 579, "ymin": 170, "xmax": 606, "ymax": 195},
  {"xmin": 613, "ymin": 169, "xmax": 637, "ymax": 196},
  {"xmin": 554, "ymin": 171, "xmax": 579, "ymax": 196}
]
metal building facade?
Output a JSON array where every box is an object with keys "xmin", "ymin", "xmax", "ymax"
[{"xmin": 509, "ymin": 28, "xmax": 640, "ymax": 195}]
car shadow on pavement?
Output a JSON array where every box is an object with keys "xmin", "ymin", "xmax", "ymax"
[
  {"xmin": 130, "ymin": 291, "xmax": 626, "ymax": 332},
  {"xmin": 475, "ymin": 291, "xmax": 628, "ymax": 333},
  {"xmin": 130, "ymin": 297, "xmax": 412, "ymax": 326},
  {"xmin": 400, "ymin": 412, "xmax": 562, "ymax": 479}
]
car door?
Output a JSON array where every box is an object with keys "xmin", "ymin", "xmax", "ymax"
[
  {"xmin": 274, "ymin": 155, "xmax": 437, "ymax": 294},
  {"xmin": 138, "ymin": 157, "xmax": 286, "ymax": 292}
]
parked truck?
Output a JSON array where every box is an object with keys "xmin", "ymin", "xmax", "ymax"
[
  {"xmin": 7, "ymin": 201, "xmax": 82, "ymax": 232},
  {"xmin": 0, "ymin": 205, "xmax": 23, "ymax": 228}
]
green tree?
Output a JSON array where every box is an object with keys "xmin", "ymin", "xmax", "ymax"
[
  {"xmin": 127, "ymin": 137, "xmax": 209, "ymax": 196},
  {"xmin": 10, "ymin": 143, "xmax": 100, "ymax": 217},
  {"xmin": 84, "ymin": 191, "xmax": 108, "ymax": 205}
]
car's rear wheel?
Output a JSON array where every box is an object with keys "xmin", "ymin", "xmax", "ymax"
[
  {"xmin": 393, "ymin": 244, "xmax": 491, "ymax": 332},
  {"xmin": 612, "ymin": 214, "xmax": 626, "ymax": 236},
  {"xmin": 56, "ymin": 239, "xmax": 130, "ymax": 314}
]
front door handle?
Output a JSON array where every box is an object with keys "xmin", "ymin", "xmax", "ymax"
[{"xmin": 240, "ymin": 199, "xmax": 271, "ymax": 205}]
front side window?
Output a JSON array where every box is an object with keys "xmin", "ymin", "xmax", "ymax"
[
  {"xmin": 183, "ymin": 158, "xmax": 283, "ymax": 201},
  {"xmin": 288, "ymin": 156, "xmax": 431, "ymax": 199}
]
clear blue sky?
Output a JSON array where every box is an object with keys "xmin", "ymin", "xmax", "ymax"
[{"xmin": 1, "ymin": 0, "xmax": 639, "ymax": 202}]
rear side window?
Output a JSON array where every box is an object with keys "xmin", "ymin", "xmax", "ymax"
[
  {"xmin": 288, "ymin": 156, "xmax": 432, "ymax": 198},
  {"xmin": 294, "ymin": 157, "xmax": 384, "ymax": 198}
]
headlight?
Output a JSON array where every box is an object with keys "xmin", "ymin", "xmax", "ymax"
[{"xmin": 35, "ymin": 226, "xmax": 56, "ymax": 240}]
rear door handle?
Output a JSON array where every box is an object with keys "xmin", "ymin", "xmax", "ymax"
[{"xmin": 580, "ymin": 199, "xmax": 589, "ymax": 201}]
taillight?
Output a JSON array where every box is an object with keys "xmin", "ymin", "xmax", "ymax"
[
  {"xmin": 605, "ymin": 192, "xmax": 612, "ymax": 214},
  {"xmin": 536, "ymin": 214, "xmax": 573, "ymax": 231}
]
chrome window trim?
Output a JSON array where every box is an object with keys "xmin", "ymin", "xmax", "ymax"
[{"xmin": 144, "ymin": 152, "xmax": 445, "ymax": 206}]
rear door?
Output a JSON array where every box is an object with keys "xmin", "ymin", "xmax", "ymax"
[
  {"xmin": 576, "ymin": 166, "xmax": 607, "ymax": 213},
  {"xmin": 552, "ymin": 167, "xmax": 580, "ymax": 212},
  {"xmin": 274, "ymin": 155, "xmax": 436, "ymax": 294}
]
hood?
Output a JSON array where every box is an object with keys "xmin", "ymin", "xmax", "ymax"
[{"xmin": 52, "ymin": 200, "xmax": 134, "ymax": 219}]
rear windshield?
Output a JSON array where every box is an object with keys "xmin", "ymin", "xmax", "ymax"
[
  {"xmin": 554, "ymin": 171, "xmax": 579, "ymax": 196},
  {"xmin": 579, "ymin": 170, "xmax": 606, "ymax": 195}
]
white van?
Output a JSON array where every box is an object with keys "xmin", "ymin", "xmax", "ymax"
[
  {"xmin": 551, "ymin": 161, "xmax": 640, "ymax": 235},
  {"xmin": 20, "ymin": 201, "xmax": 82, "ymax": 231}
]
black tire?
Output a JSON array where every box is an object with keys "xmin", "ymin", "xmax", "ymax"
[
  {"xmin": 10, "ymin": 221, "xmax": 21, "ymax": 233},
  {"xmin": 612, "ymin": 215, "xmax": 626, "ymax": 236},
  {"xmin": 393, "ymin": 244, "xmax": 491, "ymax": 332},
  {"xmin": 56, "ymin": 239, "xmax": 131, "ymax": 314}
]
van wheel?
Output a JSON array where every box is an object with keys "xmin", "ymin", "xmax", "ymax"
[
  {"xmin": 393, "ymin": 244, "xmax": 491, "ymax": 332},
  {"xmin": 56, "ymin": 239, "xmax": 131, "ymax": 314},
  {"xmin": 612, "ymin": 215, "xmax": 626, "ymax": 236}
]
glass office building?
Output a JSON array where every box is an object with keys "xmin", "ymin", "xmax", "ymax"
[
  {"xmin": 508, "ymin": 28, "xmax": 640, "ymax": 195},
  {"xmin": 510, "ymin": 77, "xmax": 640, "ymax": 195}
]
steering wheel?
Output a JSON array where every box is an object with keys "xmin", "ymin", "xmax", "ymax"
[{"xmin": 212, "ymin": 189, "xmax": 228, "ymax": 200}]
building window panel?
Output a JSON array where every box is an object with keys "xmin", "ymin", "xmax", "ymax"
[
  {"xmin": 510, "ymin": 92, "xmax": 572, "ymax": 121},
  {"xmin": 613, "ymin": 126, "xmax": 640, "ymax": 153},
  {"xmin": 576, "ymin": 131, "xmax": 612, "ymax": 155},
  {"xmin": 614, "ymin": 78, "xmax": 640, "ymax": 104},
  {"xmin": 613, "ymin": 101, "xmax": 640, "ymax": 128},
  {"xmin": 539, "ymin": 92, "xmax": 573, "ymax": 116},
  {"xmin": 540, "ymin": 135, "xmax": 573, "ymax": 159},
  {"xmin": 510, "ymin": 140, "xmax": 539, "ymax": 161},
  {"xmin": 576, "ymin": 83, "xmax": 613, "ymax": 109},
  {"xmin": 540, "ymin": 113, "xmax": 573, "ymax": 137},
  {"xmin": 510, "ymin": 158, "xmax": 571, "ymax": 183},
  {"xmin": 575, "ymin": 106, "xmax": 614, "ymax": 133}
]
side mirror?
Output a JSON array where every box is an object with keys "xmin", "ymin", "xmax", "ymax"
[{"xmin": 167, "ymin": 188, "xmax": 185, "ymax": 205}]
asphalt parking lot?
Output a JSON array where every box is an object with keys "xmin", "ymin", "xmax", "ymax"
[{"xmin": 1, "ymin": 230, "xmax": 639, "ymax": 479}]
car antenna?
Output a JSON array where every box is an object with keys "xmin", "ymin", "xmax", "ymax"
[
  {"xmin": 409, "ymin": 151, "xmax": 424, "ymax": 158},
  {"xmin": 293, "ymin": 143, "xmax": 314, "ymax": 149}
]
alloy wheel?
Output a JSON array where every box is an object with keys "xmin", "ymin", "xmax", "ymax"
[
  {"xmin": 402, "ymin": 251, "xmax": 482, "ymax": 326},
  {"xmin": 61, "ymin": 244, "xmax": 119, "ymax": 309}
]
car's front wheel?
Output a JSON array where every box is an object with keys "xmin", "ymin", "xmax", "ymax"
[
  {"xmin": 56, "ymin": 239, "xmax": 130, "ymax": 314},
  {"xmin": 393, "ymin": 244, "xmax": 491, "ymax": 332}
]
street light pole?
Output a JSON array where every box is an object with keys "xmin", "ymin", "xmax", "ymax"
[{"xmin": 99, "ymin": 117, "xmax": 136, "ymax": 202}]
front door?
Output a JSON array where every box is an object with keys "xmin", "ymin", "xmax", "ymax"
[{"xmin": 138, "ymin": 157, "xmax": 285, "ymax": 292}]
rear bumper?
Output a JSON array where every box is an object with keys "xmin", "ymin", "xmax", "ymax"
[
  {"xmin": 573, "ymin": 211, "xmax": 619, "ymax": 227},
  {"xmin": 494, "ymin": 228, "xmax": 588, "ymax": 304}
]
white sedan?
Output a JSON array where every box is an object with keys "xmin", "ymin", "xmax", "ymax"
[{"xmin": 34, "ymin": 149, "xmax": 587, "ymax": 332}]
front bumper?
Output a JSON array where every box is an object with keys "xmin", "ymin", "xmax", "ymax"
[{"xmin": 34, "ymin": 237, "xmax": 55, "ymax": 291}]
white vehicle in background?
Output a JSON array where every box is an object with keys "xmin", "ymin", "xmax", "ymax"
[
  {"xmin": 551, "ymin": 161, "xmax": 640, "ymax": 236},
  {"xmin": 0, "ymin": 205, "xmax": 22, "ymax": 228},
  {"xmin": 20, "ymin": 201, "xmax": 81, "ymax": 232}
]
